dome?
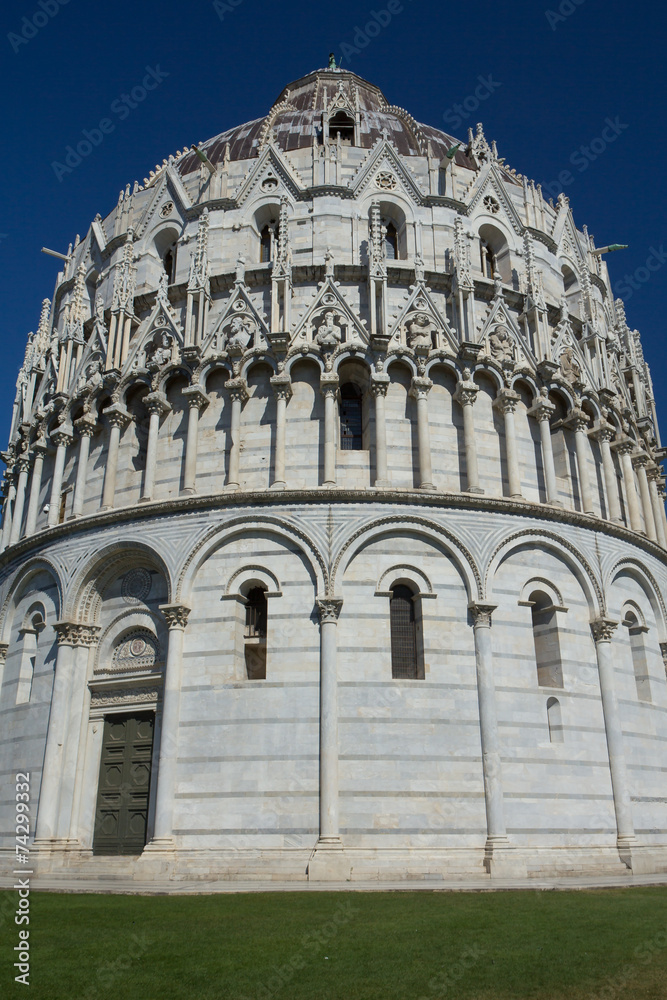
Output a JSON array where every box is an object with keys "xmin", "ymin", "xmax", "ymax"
[{"xmin": 1, "ymin": 64, "xmax": 666, "ymax": 887}]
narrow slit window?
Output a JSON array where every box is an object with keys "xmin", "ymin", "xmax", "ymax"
[
  {"xmin": 384, "ymin": 222, "xmax": 398, "ymax": 261},
  {"xmin": 623, "ymin": 611, "xmax": 652, "ymax": 703},
  {"xmin": 390, "ymin": 584, "xmax": 422, "ymax": 679},
  {"xmin": 339, "ymin": 383, "xmax": 363, "ymax": 451},
  {"xmin": 260, "ymin": 226, "xmax": 272, "ymax": 263},
  {"xmin": 546, "ymin": 697, "xmax": 564, "ymax": 743},
  {"xmin": 244, "ymin": 586, "xmax": 267, "ymax": 679},
  {"xmin": 530, "ymin": 591, "xmax": 563, "ymax": 688}
]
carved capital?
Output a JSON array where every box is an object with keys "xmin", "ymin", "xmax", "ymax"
[
  {"xmin": 611, "ymin": 436, "xmax": 635, "ymax": 457},
  {"xmin": 528, "ymin": 397, "xmax": 555, "ymax": 423},
  {"xmin": 0, "ymin": 642, "xmax": 8, "ymax": 663},
  {"xmin": 15, "ymin": 457, "xmax": 31, "ymax": 475},
  {"xmin": 454, "ymin": 380, "xmax": 479, "ymax": 408},
  {"xmin": 590, "ymin": 617, "xmax": 619, "ymax": 643},
  {"xmin": 182, "ymin": 385, "xmax": 210, "ymax": 411},
  {"xmin": 320, "ymin": 373, "xmax": 340, "ymax": 398},
  {"xmin": 492, "ymin": 389, "xmax": 520, "ymax": 415},
  {"xmin": 51, "ymin": 428, "xmax": 74, "ymax": 449},
  {"xmin": 469, "ymin": 602, "xmax": 497, "ymax": 627},
  {"xmin": 225, "ymin": 378, "xmax": 249, "ymax": 405},
  {"xmin": 160, "ymin": 604, "xmax": 191, "ymax": 630},
  {"xmin": 632, "ymin": 451, "xmax": 650, "ymax": 470},
  {"xmin": 563, "ymin": 408, "xmax": 590, "ymax": 434},
  {"xmin": 144, "ymin": 391, "xmax": 171, "ymax": 418},
  {"xmin": 54, "ymin": 621, "xmax": 102, "ymax": 647},
  {"xmin": 74, "ymin": 415, "xmax": 97, "ymax": 438},
  {"xmin": 270, "ymin": 374, "xmax": 293, "ymax": 402},
  {"xmin": 370, "ymin": 375, "xmax": 390, "ymax": 398},
  {"xmin": 410, "ymin": 376, "xmax": 433, "ymax": 400},
  {"xmin": 104, "ymin": 403, "xmax": 132, "ymax": 431},
  {"xmin": 660, "ymin": 643, "xmax": 667, "ymax": 674},
  {"xmin": 316, "ymin": 597, "xmax": 343, "ymax": 624},
  {"xmin": 590, "ymin": 420, "xmax": 615, "ymax": 444}
]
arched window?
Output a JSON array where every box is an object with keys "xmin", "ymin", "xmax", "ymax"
[
  {"xmin": 384, "ymin": 222, "xmax": 398, "ymax": 261},
  {"xmin": 390, "ymin": 584, "xmax": 423, "ymax": 679},
  {"xmin": 339, "ymin": 383, "xmax": 363, "ymax": 450},
  {"xmin": 546, "ymin": 697, "xmax": 564, "ymax": 743},
  {"xmin": 244, "ymin": 586, "xmax": 267, "ymax": 679},
  {"xmin": 329, "ymin": 111, "xmax": 355, "ymax": 144},
  {"xmin": 478, "ymin": 224, "xmax": 511, "ymax": 284},
  {"xmin": 163, "ymin": 243, "xmax": 177, "ymax": 284},
  {"xmin": 530, "ymin": 590, "xmax": 563, "ymax": 688},
  {"xmin": 16, "ymin": 608, "xmax": 45, "ymax": 704},
  {"xmin": 623, "ymin": 609, "xmax": 652, "ymax": 702},
  {"xmin": 260, "ymin": 226, "xmax": 272, "ymax": 263}
]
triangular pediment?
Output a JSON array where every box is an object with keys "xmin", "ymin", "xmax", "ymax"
[
  {"xmin": 553, "ymin": 208, "xmax": 586, "ymax": 266},
  {"xmin": 291, "ymin": 276, "xmax": 368, "ymax": 347},
  {"xmin": 125, "ymin": 281, "xmax": 183, "ymax": 371},
  {"xmin": 465, "ymin": 164, "xmax": 524, "ymax": 235},
  {"xmin": 204, "ymin": 283, "xmax": 270, "ymax": 355},
  {"xmin": 348, "ymin": 139, "xmax": 426, "ymax": 204},
  {"xmin": 477, "ymin": 295, "xmax": 536, "ymax": 368},
  {"xmin": 235, "ymin": 145, "xmax": 304, "ymax": 205},
  {"xmin": 551, "ymin": 316, "xmax": 595, "ymax": 387},
  {"xmin": 135, "ymin": 167, "xmax": 191, "ymax": 240},
  {"xmin": 387, "ymin": 282, "xmax": 457, "ymax": 353}
]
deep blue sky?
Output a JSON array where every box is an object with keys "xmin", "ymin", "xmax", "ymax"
[{"xmin": 1, "ymin": 0, "xmax": 665, "ymax": 448}]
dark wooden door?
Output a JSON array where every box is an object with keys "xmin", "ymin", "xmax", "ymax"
[{"xmin": 93, "ymin": 712, "xmax": 154, "ymax": 855}]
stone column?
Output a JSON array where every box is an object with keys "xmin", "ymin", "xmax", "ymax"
[
  {"xmin": 141, "ymin": 392, "xmax": 171, "ymax": 502},
  {"xmin": 100, "ymin": 405, "xmax": 131, "ymax": 511},
  {"xmin": 658, "ymin": 481, "xmax": 667, "ymax": 543},
  {"xmin": 564, "ymin": 408, "xmax": 594, "ymax": 514},
  {"xmin": 0, "ymin": 475, "xmax": 16, "ymax": 552},
  {"xmin": 9, "ymin": 458, "xmax": 30, "ymax": 546},
  {"xmin": 493, "ymin": 389, "xmax": 522, "ymax": 499},
  {"xmin": 320, "ymin": 374, "xmax": 339, "ymax": 488},
  {"xmin": 270, "ymin": 374, "xmax": 292, "ymax": 490},
  {"xmin": 55, "ymin": 625, "xmax": 100, "ymax": 841},
  {"xmin": 647, "ymin": 468, "xmax": 667, "ymax": 548},
  {"xmin": 47, "ymin": 428, "xmax": 73, "ymax": 527},
  {"xmin": 633, "ymin": 453, "xmax": 657, "ymax": 542},
  {"xmin": 370, "ymin": 375, "xmax": 390, "ymax": 488},
  {"xmin": 71, "ymin": 416, "xmax": 97, "ymax": 518},
  {"xmin": 613, "ymin": 439, "xmax": 642, "ymax": 532},
  {"xmin": 225, "ymin": 379, "xmax": 248, "ymax": 491},
  {"xmin": 34, "ymin": 622, "xmax": 79, "ymax": 842},
  {"xmin": 25, "ymin": 441, "xmax": 47, "ymax": 537},
  {"xmin": 454, "ymin": 378, "xmax": 483, "ymax": 494},
  {"xmin": 528, "ymin": 394, "xmax": 559, "ymax": 505},
  {"xmin": 150, "ymin": 604, "xmax": 190, "ymax": 845},
  {"xmin": 181, "ymin": 386, "xmax": 209, "ymax": 495},
  {"xmin": 591, "ymin": 618, "xmax": 637, "ymax": 867},
  {"xmin": 411, "ymin": 376, "xmax": 436, "ymax": 491},
  {"xmin": 592, "ymin": 423, "xmax": 622, "ymax": 523},
  {"xmin": 316, "ymin": 598, "xmax": 343, "ymax": 844},
  {"xmin": 469, "ymin": 603, "xmax": 521, "ymax": 875}
]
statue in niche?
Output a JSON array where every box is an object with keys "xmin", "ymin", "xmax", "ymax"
[
  {"xmin": 560, "ymin": 346, "xmax": 582, "ymax": 384},
  {"xmin": 226, "ymin": 315, "xmax": 254, "ymax": 350},
  {"xmin": 488, "ymin": 323, "xmax": 514, "ymax": 364},
  {"xmin": 147, "ymin": 331, "xmax": 173, "ymax": 368},
  {"xmin": 315, "ymin": 310, "xmax": 342, "ymax": 347},
  {"xmin": 406, "ymin": 312, "xmax": 435, "ymax": 350}
]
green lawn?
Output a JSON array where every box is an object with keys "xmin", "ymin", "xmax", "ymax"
[{"xmin": 2, "ymin": 887, "xmax": 667, "ymax": 999}]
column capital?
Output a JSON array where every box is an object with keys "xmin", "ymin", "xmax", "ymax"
[
  {"xmin": 370, "ymin": 375, "xmax": 390, "ymax": 398},
  {"xmin": 492, "ymin": 388, "xmax": 520, "ymax": 415},
  {"xmin": 590, "ymin": 420, "xmax": 616, "ymax": 444},
  {"xmin": 646, "ymin": 463, "xmax": 663, "ymax": 483},
  {"xmin": 528, "ymin": 395, "xmax": 555, "ymax": 422},
  {"xmin": 144, "ymin": 391, "xmax": 171, "ymax": 417},
  {"xmin": 159, "ymin": 604, "xmax": 191, "ymax": 630},
  {"xmin": 590, "ymin": 617, "xmax": 619, "ymax": 643},
  {"xmin": 469, "ymin": 602, "xmax": 497, "ymax": 627},
  {"xmin": 53, "ymin": 621, "xmax": 102, "ymax": 647},
  {"xmin": 103, "ymin": 403, "xmax": 132, "ymax": 430},
  {"xmin": 270, "ymin": 374, "xmax": 293, "ymax": 401},
  {"xmin": 632, "ymin": 451, "xmax": 650, "ymax": 470},
  {"xmin": 320, "ymin": 373, "xmax": 339, "ymax": 398},
  {"xmin": 0, "ymin": 642, "xmax": 8, "ymax": 663},
  {"xmin": 316, "ymin": 597, "xmax": 343, "ymax": 624},
  {"xmin": 50, "ymin": 427, "xmax": 74, "ymax": 449},
  {"xmin": 409, "ymin": 376, "xmax": 433, "ymax": 400},
  {"xmin": 15, "ymin": 456, "xmax": 31, "ymax": 475},
  {"xmin": 74, "ymin": 414, "xmax": 97, "ymax": 437},
  {"xmin": 182, "ymin": 385, "xmax": 210, "ymax": 411},
  {"xmin": 31, "ymin": 438, "xmax": 48, "ymax": 458},
  {"xmin": 562, "ymin": 407, "xmax": 590, "ymax": 433},
  {"xmin": 611, "ymin": 436, "xmax": 635, "ymax": 457},
  {"xmin": 225, "ymin": 378, "xmax": 249, "ymax": 404}
]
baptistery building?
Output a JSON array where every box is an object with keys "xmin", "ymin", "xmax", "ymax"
[{"xmin": 1, "ymin": 64, "xmax": 667, "ymax": 882}]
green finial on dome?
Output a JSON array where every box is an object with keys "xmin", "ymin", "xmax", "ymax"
[{"xmin": 328, "ymin": 52, "xmax": 339, "ymax": 70}]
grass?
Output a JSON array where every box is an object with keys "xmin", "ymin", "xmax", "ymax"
[{"xmin": 1, "ymin": 887, "xmax": 667, "ymax": 999}]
